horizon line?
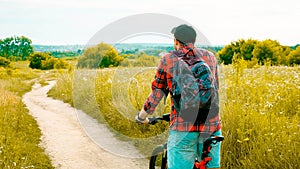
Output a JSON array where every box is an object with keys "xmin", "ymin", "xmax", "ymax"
[{"xmin": 32, "ymin": 43, "xmax": 227, "ymax": 46}]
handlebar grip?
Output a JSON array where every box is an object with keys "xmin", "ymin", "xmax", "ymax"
[
  {"xmin": 148, "ymin": 114, "xmax": 170, "ymax": 125},
  {"xmin": 162, "ymin": 113, "xmax": 170, "ymax": 122},
  {"xmin": 148, "ymin": 117, "xmax": 158, "ymax": 125}
]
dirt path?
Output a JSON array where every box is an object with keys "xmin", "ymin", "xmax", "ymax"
[{"xmin": 22, "ymin": 81, "xmax": 148, "ymax": 169}]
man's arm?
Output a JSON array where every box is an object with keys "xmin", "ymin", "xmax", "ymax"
[
  {"xmin": 143, "ymin": 57, "xmax": 168, "ymax": 114},
  {"xmin": 136, "ymin": 56, "xmax": 168, "ymax": 123},
  {"xmin": 215, "ymin": 63, "xmax": 219, "ymax": 90}
]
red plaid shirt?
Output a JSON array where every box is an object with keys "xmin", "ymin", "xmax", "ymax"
[{"xmin": 143, "ymin": 45, "xmax": 222, "ymax": 134}]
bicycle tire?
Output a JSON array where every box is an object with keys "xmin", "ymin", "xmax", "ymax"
[{"xmin": 149, "ymin": 145, "xmax": 167, "ymax": 169}]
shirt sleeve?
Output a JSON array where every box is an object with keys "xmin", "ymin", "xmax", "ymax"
[
  {"xmin": 215, "ymin": 62, "xmax": 219, "ymax": 90},
  {"xmin": 143, "ymin": 56, "xmax": 168, "ymax": 115}
]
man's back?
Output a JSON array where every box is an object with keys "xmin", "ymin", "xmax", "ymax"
[
  {"xmin": 136, "ymin": 24, "xmax": 223, "ymax": 169},
  {"xmin": 152, "ymin": 45, "xmax": 222, "ymax": 133}
]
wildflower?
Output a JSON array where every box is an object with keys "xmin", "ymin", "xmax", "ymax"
[
  {"xmin": 243, "ymin": 137, "xmax": 249, "ymax": 141},
  {"xmin": 265, "ymin": 101, "xmax": 273, "ymax": 108},
  {"xmin": 129, "ymin": 77, "xmax": 137, "ymax": 82},
  {"xmin": 237, "ymin": 137, "xmax": 249, "ymax": 143}
]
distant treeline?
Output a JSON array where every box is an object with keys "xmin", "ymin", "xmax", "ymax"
[
  {"xmin": 33, "ymin": 43, "xmax": 223, "ymax": 58},
  {"xmin": 0, "ymin": 36, "xmax": 70, "ymax": 69},
  {"xmin": 33, "ymin": 45, "xmax": 83, "ymax": 58},
  {"xmin": 1, "ymin": 36, "xmax": 299, "ymax": 68},
  {"xmin": 218, "ymin": 39, "xmax": 300, "ymax": 65}
]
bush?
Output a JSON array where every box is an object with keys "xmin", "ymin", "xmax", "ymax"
[
  {"xmin": 0, "ymin": 57, "xmax": 11, "ymax": 67},
  {"xmin": 41, "ymin": 57, "xmax": 57, "ymax": 70},
  {"xmin": 133, "ymin": 54, "xmax": 159, "ymax": 67},
  {"xmin": 54, "ymin": 59, "xmax": 70, "ymax": 69},
  {"xmin": 77, "ymin": 42, "xmax": 123, "ymax": 68},
  {"xmin": 29, "ymin": 52, "xmax": 69, "ymax": 70},
  {"xmin": 289, "ymin": 46, "xmax": 300, "ymax": 65},
  {"xmin": 29, "ymin": 52, "xmax": 49, "ymax": 69}
]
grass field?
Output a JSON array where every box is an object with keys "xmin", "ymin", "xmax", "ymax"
[
  {"xmin": 0, "ymin": 62, "xmax": 54, "ymax": 168},
  {"xmin": 49, "ymin": 60, "xmax": 299, "ymax": 168}
]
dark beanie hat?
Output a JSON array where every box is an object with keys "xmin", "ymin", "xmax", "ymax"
[{"xmin": 171, "ymin": 24, "xmax": 196, "ymax": 44}]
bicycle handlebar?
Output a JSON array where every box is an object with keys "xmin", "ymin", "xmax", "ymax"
[{"xmin": 148, "ymin": 113, "xmax": 170, "ymax": 125}]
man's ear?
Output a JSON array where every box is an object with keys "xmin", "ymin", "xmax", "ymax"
[{"xmin": 174, "ymin": 39, "xmax": 179, "ymax": 46}]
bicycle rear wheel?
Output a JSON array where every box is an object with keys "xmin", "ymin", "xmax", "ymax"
[{"xmin": 149, "ymin": 145, "xmax": 167, "ymax": 169}]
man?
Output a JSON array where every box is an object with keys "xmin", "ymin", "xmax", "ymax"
[{"xmin": 135, "ymin": 24, "xmax": 222, "ymax": 169}]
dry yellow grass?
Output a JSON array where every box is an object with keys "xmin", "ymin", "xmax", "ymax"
[
  {"xmin": 49, "ymin": 61, "xmax": 300, "ymax": 168},
  {"xmin": 0, "ymin": 64, "xmax": 54, "ymax": 168}
]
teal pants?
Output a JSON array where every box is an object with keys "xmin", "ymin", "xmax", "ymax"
[{"xmin": 167, "ymin": 130, "xmax": 222, "ymax": 169}]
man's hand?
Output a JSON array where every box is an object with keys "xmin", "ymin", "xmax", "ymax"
[{"xmin": 135, "ymin": 108, "xmax": 149, "ymax": 124}]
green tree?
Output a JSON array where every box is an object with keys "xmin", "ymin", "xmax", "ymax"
[
  {"xmin": 0, "ymin": 36, "xmax": 34, "ymax": 60},
  {"xmin": 218, "ymin": 44, "xmax": 235, "ymax": 64},
  {"xmin": 218, "ymin": 39, "xmax": 292, "ymax": 65},
  {"xmin": 252, "ymin": 39, "xmax": 282, "ymax": 65},
  {"xmin": 289, "ymin": 46, "xmax": 300, "ymax": 65},
  {"xmin": 100, "ymin": 48, "xmax": 123, "ymax": 68},
  {"xmin": 77, "ymin": 42, "xmax": 123, "ymax": 68},
  {"xmin": 218, "ymin": 39, "xmax": 258, "ymax": 64},
  {"xmin": 278, "ymin": 46, "xmax": 291, "ymax": 65},
  {"xmin": 290, "ymin": 44, "xmax": 300, "ymax": 50},
  {"xmin": 240, "ymin": 39, "xmax": 258, "ymax": 60}
]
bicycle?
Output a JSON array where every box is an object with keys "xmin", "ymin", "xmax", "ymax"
[{"xmin": 148, "ymin": 114, "xmax": 224, "ymax": 169}]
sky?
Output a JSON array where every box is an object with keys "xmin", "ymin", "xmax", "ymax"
[{"xmin": 0, "ymin": 0, "xmax": 299, "ymax": 46}]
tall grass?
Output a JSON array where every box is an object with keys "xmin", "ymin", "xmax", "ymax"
[
  {"xmin": 49, "ymin": 62, "xmax": 299, "ymax": 168},
  {"xmin": 221, "ymin": 60, "xmax": 299, "ymax": 168},
  {"xmin": 0, "ymin": 64, "xmax": 54, "ymax": 169},
  {"xmin": 48, "ymin": 68, "xmax": 169, "ymax": 156}
]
